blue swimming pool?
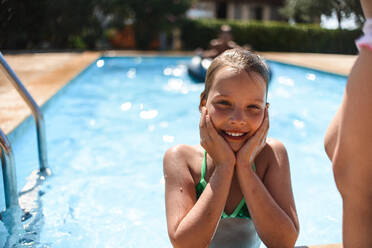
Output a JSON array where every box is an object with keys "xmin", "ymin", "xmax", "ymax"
[{"xmin": 0, "ymin": 56, "xmax": 346, "ymax": 247}]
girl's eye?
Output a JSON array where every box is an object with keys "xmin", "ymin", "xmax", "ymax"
[
  {"xmin": 247, "ymin": 105, "xmax": 263, "ymax": 113},
  {"xmin": 248, "ymin": 105, "xmax": 261, "ymax": 110},
  {"xmin": 217, "ymin": 100, "xmax": 231, "ymax": 106}
]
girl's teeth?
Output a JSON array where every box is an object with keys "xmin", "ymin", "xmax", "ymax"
[{"xmin": 226, "ymin": 132, "xmax": 244, "ymax": 137}]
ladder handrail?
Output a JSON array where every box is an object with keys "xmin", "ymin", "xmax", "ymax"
[
  {"xmin": 0, "ymin": 52, "xmax": 48, "ymax": 172},
  {"xmin": 0, "ymin": 128, "xmax": 18, "ymax": 209}
]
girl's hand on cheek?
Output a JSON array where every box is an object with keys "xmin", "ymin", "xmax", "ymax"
[
  {"xmin": 236, "ymin": 106, "xmax": 269, "ymax": 169},
  {"xmin": 199, "ymin": 107, "xmax": 236, "ymax": 167}
]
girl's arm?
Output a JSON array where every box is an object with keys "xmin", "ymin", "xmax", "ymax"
[
  {"xmin": 235, "ymin": 109, "xmax": 299, "ymax": 247},
  {"xmin": 164, "ymin": 146, "xmax": 234, "ymax": 248},
  {"xmin": 164, "ymin": 108, "xmax": 236, "ymax": 248},
  {"xmin": 237, "ymin": 140, "xmax": 299, "ymax": 248}
]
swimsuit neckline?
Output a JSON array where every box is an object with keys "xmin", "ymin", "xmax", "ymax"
[{"xmin": 196, "ymin": 151, "xmax": 254, "ymax": 219}]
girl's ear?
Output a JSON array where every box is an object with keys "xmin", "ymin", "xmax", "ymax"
[
  {"xmin": 199, "ymin": 99, "xmax": 206, "ymax": 112},
  {"xmin": 199, "ymin": 92, "xmax": 207, "ymax": 112}
]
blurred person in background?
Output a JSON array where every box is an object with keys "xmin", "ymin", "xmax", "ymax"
[{"xmin": 201, "ymin": 25, "xmax": 240, "ymax": 59}]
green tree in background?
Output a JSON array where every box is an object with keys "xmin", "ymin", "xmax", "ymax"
[
  {"xmin": 0, "ymin": 0, "xmax": 192, "ymax": 50},
  {"xmin": 280, "ymin": 0, "xmax": 326, "ymax": 23},
  {"xmin": 344, "ymin": 0, "xmax": 365, "ymax": 26},
  {"xmin": 43, "ymin": 0, "xmax": 102, "ymax": 49},
  {"xmin": 0, "ymin": 0, "xmax": 48, "ymax": 49},
  {"xmin": 0, "ymin": 0, "xmax": 102, "ymax": 49},
  {"xmin": 129, "ymin": 0, "xmax": 192, "ymax": 49},
  {"xmin": 96, "ymin": 0, "xmax": 132, "ymax": 29},
  {"xmin": 101, "ymin": 0, "xmax": 192, "ymax": 49},
  {"xmin": 280, "ymin": 0, "xmax": 364, "ymax": 28}
]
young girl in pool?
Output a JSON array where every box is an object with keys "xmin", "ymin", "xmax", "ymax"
[{"xmin": 163, "ymin": 48, "xmax": 299, "ymax": 248}]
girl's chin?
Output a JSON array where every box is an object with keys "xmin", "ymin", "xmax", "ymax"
[
  {"xmin": 221, "ymin": 133, "xmax": 248, "ymax": 152},
  {"xmin": 229, "ymin": 141, "xmax": 244, "ymax": 152}
]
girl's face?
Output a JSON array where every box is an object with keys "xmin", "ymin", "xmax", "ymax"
[{"xmin": 201, "ymin": 67, "xmax": 267, "ymax": 152}]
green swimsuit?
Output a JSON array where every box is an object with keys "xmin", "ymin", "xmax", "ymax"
[{"xmin": 195, "ymin": 151, "xmax": 255, "ymax": 219}]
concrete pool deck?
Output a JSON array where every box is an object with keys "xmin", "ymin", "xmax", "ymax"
[
  {"xmin": 0, "ymin": 51, "xmax": 101, "ymax": 134},
  {"xmin": 0, "ymin": 51, "xmax": 354, "ymax": 248},
  {"xmin": 261, "ymin": 52, "xmax": 356, "ymax": 76}
]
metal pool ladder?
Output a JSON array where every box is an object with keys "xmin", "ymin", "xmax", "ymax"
[
  {"xmin": 0, "ymin": 129, "xmax": 18, "ymax": 209},
  {"xmin": 0, "ymin": 52, "xmax": 49, "ymax": 209}
]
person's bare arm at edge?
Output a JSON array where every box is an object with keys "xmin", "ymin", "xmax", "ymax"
[
  {"xmin": 324, "ymin": 105, "xmax": 342, "ymax": 161},
  {"xmin": 163, "ymin": 108, "xmax": 235, "ymax": 248},
  {"xmin": 324, "ymin": 1, "xmax": 372, "ymax": 246}
]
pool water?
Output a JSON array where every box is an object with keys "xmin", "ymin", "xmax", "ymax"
[{"xmin": 0, "ymin": 56, "xmax": 346, "ymax": 247}]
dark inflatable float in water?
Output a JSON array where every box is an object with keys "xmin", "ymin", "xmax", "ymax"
[{"xmin": 187, "ymin": 56, "xmax": 212, "ymax": 83}]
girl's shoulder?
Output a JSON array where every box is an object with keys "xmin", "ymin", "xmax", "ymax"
[
  {"xmin": 265, "ymin": 138, "xmax": 288, "ymax": 155},
  {"xmin": 256, "ymin": 138, "xmax": 289, "ymax": 174},
  {"xmin": 260, "ymin": 138, "xmax": 288, "ymax": 160},
  {"xmin": 163, "ymin": 144, "xmax": 204, "ymax": 177},
  {"xmin": 164, "ymin": 144, "xmax": 203, "ymax": 162}
]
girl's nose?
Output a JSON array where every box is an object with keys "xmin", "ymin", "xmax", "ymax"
[{"xmin": 228, "ymin": 109, "xmax": 247, "ymax": 126}]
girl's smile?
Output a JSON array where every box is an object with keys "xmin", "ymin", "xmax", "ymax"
[{"xmin": 201, "ymin": 66, "xmax": 267, "ymax": 152}]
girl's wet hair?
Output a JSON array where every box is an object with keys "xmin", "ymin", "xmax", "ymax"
[{"xmin": 200, "ymin": 48, "xmax": 271, "ymax": 103}]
